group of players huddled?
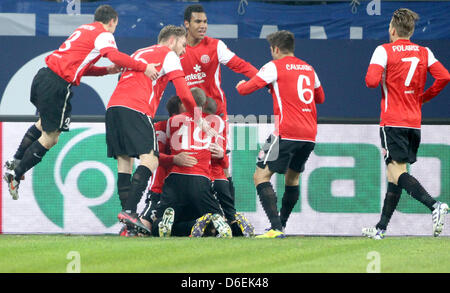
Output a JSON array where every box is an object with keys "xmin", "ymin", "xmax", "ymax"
[{"xmin": 4, "ymin": 4, "xmax": 449, "ymax": 239}]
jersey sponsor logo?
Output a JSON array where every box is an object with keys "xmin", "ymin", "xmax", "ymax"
[
  {"xmin": 286, "ymin": 64, "xmax": 313, "ymax": 71},
  {"xmin": 392, "ymin": 45, "xmax": 419, "ymax": 52},
  {"xmin": 200, "ymin": 54, "xmax": 210, "ymax": 64},
  {"xmin": 185, "ymin": 64, "xmax": 207, "ymax": 86},
  {"xmin": 193, "ymin": 64, "xmax": 202, "ymax": 72}
]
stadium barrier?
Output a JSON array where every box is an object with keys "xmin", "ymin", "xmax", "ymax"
[{"xmin": 0, "ymin": 116, "xmax": 449, "ymax": 236}]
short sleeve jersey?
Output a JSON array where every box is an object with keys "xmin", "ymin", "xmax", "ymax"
[
  {"xmin": 107, "ymin": 45, "xmax": 185, "ymax": 117},
  {"xmin": 166, "ymin": 113, "xmax": 212, "ymax": 178},
  {"xmin": 181, "ymin": 36, "xmax": 236, "ymax": 117},
  {"xmin": 45, "ymin": 22, "xmax": 118, "ymax": 85},
  {"xmin": 257, "ymin": 56, "xmax": 321, "ymax": 142},
  {"xmin": 369, "ymin": 39, "xmax": 438, "ymax": 128}
]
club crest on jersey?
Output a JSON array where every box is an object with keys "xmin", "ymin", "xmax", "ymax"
[{"xmin": 200, "ymin": 54, "xmax": 210, "ymax": 64}]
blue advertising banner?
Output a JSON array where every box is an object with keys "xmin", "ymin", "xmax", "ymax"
[{"xmin": 0, "ymin": 37, "xmax": 449, "ymax": 117}]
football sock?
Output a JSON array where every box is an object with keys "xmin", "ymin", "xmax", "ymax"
[
  {"xmin": 123, "ymin": 165, "xmax": 152, "ymax": 214},
  {"xmin": 227, "ymin": 176, "xmax": 236, "ymax": 204},
  {"xmin": 14, "ymin": 140, "xmax": 48, "ymax": 181},
  {"xmin": 14, "ymin": 124, "xmax": 42, "ymax": 161},
  {"xmin": 256, "ymin": 182, "xmax": 282, "ymax": 231},
  {"xmin": 397, "ymin": 172, "xmax": 436, "ymax": 211},
  {"xmin": 376, "ymin": 182, "xmax": 402, "ymax": 230},
  {"xmin": 117, "ymin": 173, "xmax": 132, "ymax": 210},
  {"xmin": 280, "ymin": 185, "xmax": 300, "ymax": 228}
]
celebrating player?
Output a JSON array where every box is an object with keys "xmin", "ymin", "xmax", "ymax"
[
  {"xmin": 106, "ymin": 25, "xmax": 198, "ymax": 234},
  {"xmin": 236, "ymin": 30, "xmax": 325, "ymax": 238},
  {"xmin": 181, "ymin": 4, "xmax": 259, "ymax": 197},
  {"xmin": 362, "ymin": 8, "xmax": 450, "ymax": 239},
  {"xmin": 152, "ymin": 88, "xmax": 232, "ymax": 238},
  {"xmin": 3, "ymin": 5, "xmax": 159, "ymax": 200},
  {"xmin": 131, "ymin": 95, "xmax": 198, "ymax": 237}
]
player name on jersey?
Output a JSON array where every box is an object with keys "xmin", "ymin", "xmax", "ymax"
[
  {"xmin": 392, "ymin": 44, "xmax": 420, "ymax": 52},
  {"xmin": 286, "ymin": 64, "xmax": 313, "ymax": 71}
]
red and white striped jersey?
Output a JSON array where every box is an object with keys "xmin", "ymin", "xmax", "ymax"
[
  {"xmin": 181, "ymin": 36, "xmax": 258, "ymax": 117},
  {"xmin": 45, "ymin": 22, "xmax": 118, "ymax": 85},
  {"xmin": 107, "ymin": 45, "xmax": 185, "ymax": 117},
  {"xmin": 166, "ymin": 113, "xmax": 212, "ymax": 179},
  {"xmin": 366, "ymin": 39, "xmax": 450, "ymax": 128},
  {"xmin": 237, "ymin": 56, "xmax": 325, "ymax": 142}
]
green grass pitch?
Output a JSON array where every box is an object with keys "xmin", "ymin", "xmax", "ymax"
[{"xmin": 0, "ymin": 235, "xmax": 448, "ymax": 273}]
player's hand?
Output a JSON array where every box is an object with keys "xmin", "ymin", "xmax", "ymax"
[
  {"xmin": 209, "ymin": 143, "xmax": 224, "ymax": 159},
  {"xmin": 106, "ymin": 64, "xmax": 122, "ymax": 74},
  {"xmin": 236, "ymin": 80, "xmax": 246, "ymax": 89},
  {"xmin": 173, "ymin": 152, "xmax": 198, "ymax": 167},
  {"xmin": 145, "ymin": 63, "xmax": 160, "ymax": 80},
  {"xmin": 198, "ymin": 119, "xmax": 219, "ymax": 138}
]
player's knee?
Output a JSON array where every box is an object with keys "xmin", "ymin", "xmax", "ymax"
[
  {"xmin": 285, "ymin": 169, "xmax": 300, "ymax": 186},
  {"xmin": 139, "ymin": 152, "xmax": 159, "ymax": 172},
  {"xmin": 39, "ymin": 131, "xmax": 60, "ymax": 149},
  {"xmin": 253, "ymin": 168, "xmax": 269, "ymax": 186}
]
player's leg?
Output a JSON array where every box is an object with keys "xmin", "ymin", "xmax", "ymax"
[
  {"xmin": 281, "ymin": 169, "xmax": 300, "ymax": 231},
  {"xmin": 213, "ymin": 179, "xmax": 236, "ymax": 223},
  {"xmin": 5, "ymin": 67, "xmax": 72, "ymax": 200},
  {"xmin": 253, "ymin": 135, "xmax": 290, "ymax": 238},
  {"xmin": 5, "ymin": 120, "xmax": 42, "ymax": 175},
  {"xmin": 280, "ymin": 142, "xmax": 314, "ymax": 231},
  {"xmin": 122, "ymin": 151, "xmax": 158, "ymax": 214},
  {"xmin": 117, "ymin": 155, "xmax": 133, "ymax": 210},
  {"xmin": 5, "ymin": 128, "xmax": 60, "ymax": 200},
  {"xmin": 375, "ymin": 181, "xmax": 402, "ymax": 232},
  {"xmin": 190, "ymin": 176, "xmax": 232, "ymax": 238}
]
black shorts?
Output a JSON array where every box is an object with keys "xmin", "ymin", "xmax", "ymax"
[
  {"xmin": 155, "ymin": 174, "xmax": 223, "ymax": 223},
  {"xmin": 256, "ymin": 134, "xmax": 315, "ymax": 174},
  {"xmin": 30, "ymin": 67, "xmax": 73, "ymax": 132},
  {"xmin": 105, "ymin": 106, "xmax": 158, "ymax": 159},
  {"xmin": 380, "ymin": 126, "xmax": 421, "ymax": 165}
]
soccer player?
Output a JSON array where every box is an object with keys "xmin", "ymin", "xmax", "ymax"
[
  {"xmin": 181, "ymin": 4, "xmax": 259, "ymax": 198},
  {"xmin": 133, "ymin": 95, "xmax": 198, "ymax": 236},
  {"xmin": 236, "ymin": 30, "xmax": 325, "ymax": 238},
  {"xmin": 106, "ymin": 25, "xmax": 198, "ymax": 234},
  {"xmin": 152, "ymin": 88, "xmax": 232, "ymax": 238},
  {"xmin": 363, "ymin": 8, "xmax": 450, "ymax": 239},
  {"xmin": 3, "ymin": 5, "xmax": 159, "ymax": 199},
  {"xmin": 204, "ymin": 97, "xmax": 254, "ymax": 237}
]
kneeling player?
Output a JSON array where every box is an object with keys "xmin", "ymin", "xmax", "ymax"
[
  {"xmin": 151, "ymin": 88, "xmax": 232, "ymax": 238},
  {"xmin": 204, "ymin": 98, "xmax": 254, "ymax": 237}
]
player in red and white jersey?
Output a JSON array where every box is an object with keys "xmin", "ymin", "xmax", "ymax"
[
  {"xmin": 363, "ymin": 9, "xmax": 450, "ymax": 240},
  {"xmin": 106, "ymin": 25, "xmax": 199, "ymax": 234},
  {"xmin": 181, "ymin": 4, "xmax": 258, "ymax": 118},
  {"xmin": 3, "ymin": 5, "xmax": 159, "ymax": 201},
  {"xmin": 181, "ymin": 4, "xmax": 259, "ymax": 210},
  {"xmin": 137, "ymin": 96, "xmax": 198, "ymax": 235},
  {"xmin": 204, "ymin": 98, "xmax": 255, "ymax": 237},
  {"xmin": 151, "ymin": 88, "xmax": 232, "ymax": 238},
  {"xmin": 236, "ymin": 30, "xmax": 325, "ymax": 238}
]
